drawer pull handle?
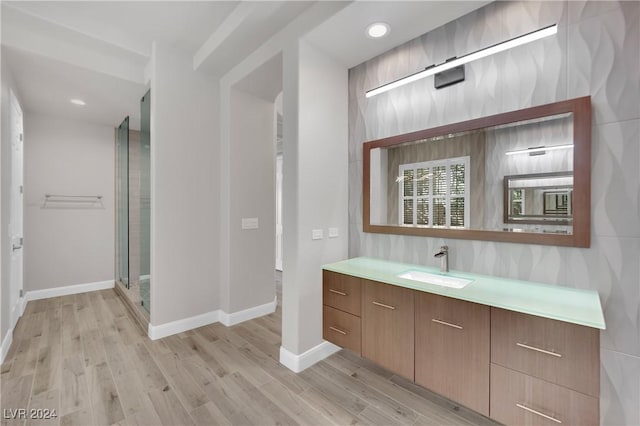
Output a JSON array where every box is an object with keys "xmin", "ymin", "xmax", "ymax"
[
  {"xmin": 431, "ymin": 319, "xmax": 463, "ymax": 330},
  {"xmin": 516, "ymin": 403, "xmax": 562, "ymax": 424},
  {"xmin": 329, "ymin": 326, "xmax": 347, "ymax": 335},
  {"xmin": 516, "ymin": 342, "xmax": 562, "ymax": 358},
  {"xmin": 372, "ymin": 301, "xmax": 396, "ymax": 310},
  {"xmin": 329, "ymin": 289, "xmax": 348, "ymax": 296}
]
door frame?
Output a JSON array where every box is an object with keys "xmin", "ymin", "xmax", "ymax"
[
  {"xmin": 9, "ymin": 89, "xmax": 25, "ymax": 328},
  {"xmin": 275, "ymin": 154, "xmax": 283, "ymax": 271}
]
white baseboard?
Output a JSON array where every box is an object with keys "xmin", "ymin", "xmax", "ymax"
[
  {"xmin": 27, "ymin": 280, "xmax": 114, "ymax": 301},
  {"xmin": 148, "ymin": 310, "xmax": 221, "ymax": 340},
  {"xmin": 9, "ymin": 296, "xmax": 26, "ymax": 331},
  {"xmin": 147, "ymin": 310, "xmax": 220, "ymax": 340},
  {"xmin": 1, "ymin": 328, "xmax": 13, "ymax": 364},
  {"xmin": 219, "ymin": 296, "xmax": 277, "ymax": 327},
  {"xmin": 18, "ymin": 296, "xmax": 27, "ymax": 317},
  {"xmin": 148, "ymin": 296, "xmax": 277, "ymax": 340},
  {"xmin": 279, "ymin": 341, "xmax": 341, "ymax": 373}
]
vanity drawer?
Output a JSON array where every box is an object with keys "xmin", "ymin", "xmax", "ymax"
[
  {"xmin": 491, "ymin": 308, "xmax": 599, "ymax": 397},
  {"xmin": 323, "ymin": 270, "xmax": 362, "ymax": 316},
  {"xmin": 490, "ymin": 364, "xmax": 598, "ymax": 426},
  {"xmin": 323, "ymin": 305, "xmax": 361, "ymax": 354}
]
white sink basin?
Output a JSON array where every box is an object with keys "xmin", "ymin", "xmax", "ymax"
[{"xmin": 397, "ymin": 270, "xmax": 473, "ymax": 289}]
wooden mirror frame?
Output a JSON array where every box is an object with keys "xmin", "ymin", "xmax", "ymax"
[{"xmin": 363, "ymin": 96, "xmax": 591, "ymax": 247}]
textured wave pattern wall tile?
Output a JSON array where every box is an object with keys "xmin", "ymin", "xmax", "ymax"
[
  {"xmin": 567, "ymin": 6, "xmax": 640, "ymax": 125},
  {"xmin": 568, "ymin": 0, "xmax": 625, "ymax": 25},
  {"xmin": 600, "ymin": 349, "xmax": 640, "ymax": 426},
  {"xmin": 450, "ymin": 239, "xmax": 567, "ymax": 284},
  {"xmin": 566, "ymin": 236, "xmax": 640, "ymax": 357},
  {"xmin": 500, "ymin": 26, "xmax": 568, "ymax": 111},
  {"xmin": 592, "ymin": 119, "xmax": 640, "ymax": 238},
  {"xmin": 499, "ymin": 1, "xmax": 568, "ymax": 111},
  {"xmin": 500, "ymin": 0, "xmax": 568, "ymax": 31},
  {"xmin": 348, "ymin": 161, "xmax": 362, "ymax": 226}
]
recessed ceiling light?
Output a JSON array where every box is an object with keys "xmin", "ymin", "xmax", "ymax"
[
  {"xmin": 70, "ymin": 99, "xmax": 86, "ymax": 106},
  {"xmin": 367, "ymin": 22, "xmax": 390, "ymax": 39}
]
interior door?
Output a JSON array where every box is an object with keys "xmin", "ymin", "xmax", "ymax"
[{"xmin": 9, "ymin": 90, "xmax": 24, "ymax": 327}]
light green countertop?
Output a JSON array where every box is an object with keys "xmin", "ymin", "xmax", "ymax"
[{"xmin": 323, "ymin": 257, "xmax": 606, "ymax": 330}]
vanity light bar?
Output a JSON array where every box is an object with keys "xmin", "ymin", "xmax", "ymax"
[
  {"xmin": 365, "ymin": 24, "xmax": 558, "ymax": 98},
  {"xmin": 505, "ymin": 144, "xmax": 573, "ymax": 156}
]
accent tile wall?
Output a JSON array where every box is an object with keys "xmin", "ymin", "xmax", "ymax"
[{"xmin": 347, "ymin": 1, "xmax": 640, "ymax": 424}]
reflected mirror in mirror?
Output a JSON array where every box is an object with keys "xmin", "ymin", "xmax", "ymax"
[
  {"xmin": 369, "ymin": 112, "xmax": 574, "ymax": 234},
  {"xmin": 504, "ymin": 172, "xmax": 573, "ymax": 229}
]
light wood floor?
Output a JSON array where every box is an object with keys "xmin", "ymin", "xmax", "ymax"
[{"xmin": 1, "ymin": 287, "xmax": 497, "ymax": 426}]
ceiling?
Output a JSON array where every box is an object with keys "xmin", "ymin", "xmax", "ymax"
[
  {"xmin": 306, "ymin": 1, "xmax": 490, "ymax": 68},
  {"xmin": 5, "ymin": 1, "xmax": 240, "ymax": 57},
  {"xmin": 1, "ymin": 1, "xmax": 491, "ymax": 129},
  {"xmin": 3, "ymin": 46, "xmax": 146, "ymax": 129}
]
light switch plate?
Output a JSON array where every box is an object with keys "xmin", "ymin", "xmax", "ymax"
[
  {"xmin": 328, "ymin": 227, "xmax": 339, "ymax": 238},
  {"xmin": 242, "ymin": 218, "xmax": 259, "ymax": 229},
  {"xmin": 312, "ymin": 229, "xmax": 323, "ymax": 240}
]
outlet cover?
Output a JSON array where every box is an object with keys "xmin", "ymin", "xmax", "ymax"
[
  {"xmin": 328, "ymin": 227, "xmax": 339, "ymax": 238},
  {"xmin": 312, "ymin": 229, "xmax": 323, "ymax": 240},
  {"xmin": 241, "ymin": 218, "xmax": 259, "ymax": 229}
]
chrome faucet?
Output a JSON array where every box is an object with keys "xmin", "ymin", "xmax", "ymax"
[{"xmin": 434, "ymin": 245, "xmax": 449, "ymax": 273}]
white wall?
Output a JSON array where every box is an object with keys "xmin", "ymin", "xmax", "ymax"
[
  {"xmin": 149, "ymin": 42, "xmax": 220, "ymax": 327},
  {"xmin": 281, "ymin": 39, "xmax": 348, "ymax": 355},
  {"xmin": 228, "ymin": 88, "xmax": 275, "ymax": 312},
  {"xmin": 0, "ymin": 51, "xmax": 23, "ymax": 349},
  {"xmin": 23, "ymin": 113, "xmax": 115, "ymax": 291},
  {"xmin": 215, "ymin": 3, "xmax": 349, "ymax": 366}
]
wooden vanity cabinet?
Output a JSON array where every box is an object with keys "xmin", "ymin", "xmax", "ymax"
[
  {"xmin": 414, "ymin": 293, "xmax": 490, "ymax": 416},
  {"xmin": 321, "ymin": 269, "xmax": 601, "ymax": 425},
  {"xmin": 362, "ymin": 280, "xmax": 414, "ymax": 380}
]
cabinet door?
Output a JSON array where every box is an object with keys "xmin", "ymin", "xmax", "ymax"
[
  {"xmin": 362, "ymin": 280, "xmax": 414, "ymax": 379},
  {"xmin": 415, "ymin": 292, "xmax": 490, "ymax": 416}
]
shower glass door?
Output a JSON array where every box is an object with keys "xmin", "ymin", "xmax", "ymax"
[
  {"xmin": 140, "ymin": 90, "xmax": 151, "ymax": 312},
  {"xmin": 117, "ymin": 117, "xmax": 130, "ymax": 288}
]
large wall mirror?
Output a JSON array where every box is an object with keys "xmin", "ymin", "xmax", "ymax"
[{"xmin": 363, "ymin": 96, "xmax": 591, "ymax": 247}]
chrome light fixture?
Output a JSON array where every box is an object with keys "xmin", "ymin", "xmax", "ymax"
[
  {"xmin": 366, "ymin": 24, "xmax": 557, "ymax": 98},
  {"xmin": 505, "ymin": 144, "xmax": 573, "ymax": 156}
]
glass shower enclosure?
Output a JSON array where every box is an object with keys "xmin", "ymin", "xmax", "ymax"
[
  {"xmin": 115, "ymin": 90, "xmax": 151, "ymax": 314},
  {"xmin": 116, "ymin": 117, "xmax": 129, "ymax": 288},
  {"xmin": 139, "ymin": 90, "xmax": 151, "ymax": 312}
]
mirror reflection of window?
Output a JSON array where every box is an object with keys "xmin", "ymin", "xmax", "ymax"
[{"xmin": 399, "ymin": 157, "xmax": 469, "ymax": 228}]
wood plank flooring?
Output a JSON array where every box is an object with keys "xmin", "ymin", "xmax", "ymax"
[{"xmin": 1, "ymin": 287, "xmax": 498, "ymax": 426}]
